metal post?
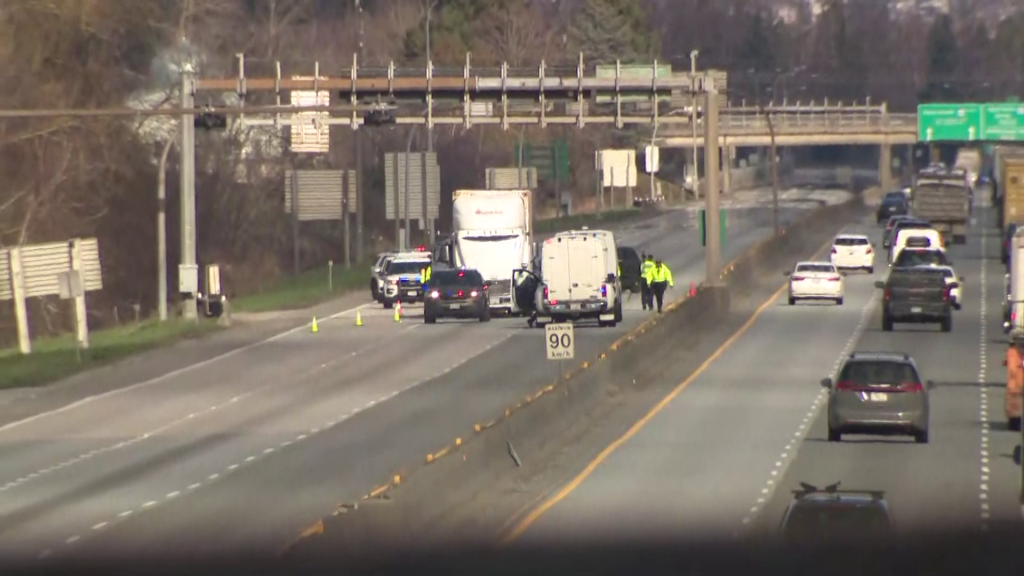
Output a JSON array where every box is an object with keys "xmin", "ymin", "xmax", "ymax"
[
  {"xmin": 404, "ymin": 128, "xmax": 416, "ymax": 250},
  {"xmin": 690, "ymin": 50, "xmax": 700, "ymax": 201},
  {"xmin": 180, "ymin": 68, "xmax": 198, "ymax": 320},
  {"xmin": 290, "ymin": 167, "xmax": 300, "ymax": 275},
  {"xmin": 765, "ymin": 110, "xmax": 780, "ymax": 237},
  {"xmin": 704, "ymin": 82, "xmax": 722, "ymax": 285},
  {"xmin": 426, "ymin": 1, "xmax": 436, "ymax": 238},
  {"xmin": 879, "ymin": 142, "xmax": 893, "ymax": 192},
  {"xmin": 157, "ymin": 132, "xmax": 177, "ymax": 322},
  {"xmin": 355, "ymin": 0, "xmax": 365, "ymax": 261},
  {"xmin": 421, "ymin": 149, "xmax": 428, "ymax": 244}
]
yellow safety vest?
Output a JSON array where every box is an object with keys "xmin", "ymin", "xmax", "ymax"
[
  {"xmin": 641, "ymin": 260, "xmax": 655, "ymax": 278},
  {"xmin": 646, "ymin": 263, "xmax": 674, "ymax": 286},
  {"xmin": 421, "ymin": 265, "xmax": 431, "ymax": 282}
]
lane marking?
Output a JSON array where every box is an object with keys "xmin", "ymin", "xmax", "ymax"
[
  {"xmin": 0, "ymin": 302, "xmax": 378, "ymax": 434},
  {"xmin": 502, "ymin": 218, "xmax": 865, "ymax": 543},
  {"xmin": 978, "ymin": 220, "xmax": 990, "ymax": 531}
]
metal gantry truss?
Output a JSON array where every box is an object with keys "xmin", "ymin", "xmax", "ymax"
[{"xmin": 194, "ymin": 53, "xmax": 721, "ymax": 131}]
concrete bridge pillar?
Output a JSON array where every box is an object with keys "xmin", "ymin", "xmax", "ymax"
[
  {"xmin": 723, "ymin": 145, "xmax": 733, "ymax": 196},
  {"xmin": 879, "ymin": 142, "xmax": 893, "ymax": 192}
]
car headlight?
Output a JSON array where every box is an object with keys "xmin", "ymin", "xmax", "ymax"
[{"xmin": 430, "ymin": 290, "xmax": 439, "ymax": 298}]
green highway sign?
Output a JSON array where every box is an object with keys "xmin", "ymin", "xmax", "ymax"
[
  {"xmin": 918, "ymin": 104, "xmax": 981, "ymax": 142},
  {"xmin": 982, "ymin": 103, "xmax": 1024, "ymax": 141}
]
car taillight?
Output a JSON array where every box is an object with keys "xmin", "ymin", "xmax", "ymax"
[
  {"xmin": 601, "ymin": 284, "xmax": 607, "ymax": 297},
  {"xmin": 470, "ymin": 290, "xmax": 478, "ymax": 297},
  {"xmin": 884, "ymin": 288, "xmax": 891, "ymax": 300},
  {"xmin": 543, "ymin": 286, "xmax": 549, "ymax": 300},
  {"xmin": 943, "ymin": 287, "xmax": 950, "ymax": 301},
  {"xmin": 834, "ymin": 381, "xmax": 859, "ymax": 391},
  {"xmin": 791, "ymin": 276, "xmax": 806, "ymax": 281},
  {"xmin": 828, "ymin": 276, "xmax": 841, "ymax": 282},
  {"xmin": 831, "ymin": 247, "xmax": 837, "ymax": 254},
  {"xmin": 898, "ymin": 382, "xmax": 924, "ymax": 392},
  {"xmin": 866, "ymin": 247, "xmax": 873, "ymax": 254},
  {"xmin": 457, "ymin": 290, "xmax": 464, "ymax": 298}
]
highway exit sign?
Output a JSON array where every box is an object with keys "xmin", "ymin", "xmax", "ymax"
[
  {"xmin": 918, "ymin": 104, "xmax": 981, "ymax": 142},
  {"xmin": 982, "ymin": 103, "xmax": 1024, "ymax": 141}
]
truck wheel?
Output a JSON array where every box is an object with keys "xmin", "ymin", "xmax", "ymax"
[
  {"xmin": 882, "ymin": 314, "xmax": 894, "ymax": 332},
  {"xmin": 835, "ymin": 297, "xmax": 844, "ymax": 306},
  {"xmin": 479, "ymin": 307, "xmax": 491, "ymax": 322},
  {"xmin": 383, "ymin": 299, "xmax": 394, "ymax": 310},
  {"xmin": 424, "ymin": 313, "xmax": 436, "ymax": 324},
  {"xmin": 788, "ymin": 297, "xmax": 797, "ymax": 306},
  {"xmin": 914, "ymin": 429, "xmax": 930, "ymax": 444},
  {"xmin": 1010, "ymin": 417, "xmax": 1022, "ymax": 432},
  {"xmin": 828, "ymin": 427, "xmax": 841, "ymax": 442},
  {"xmin": 940, "ymin": 315, "xmax": 952, "ymax": 332},
  {"xmin": 867, "ymin": 267, "xmax": 874, "ymax": 274},
  {"xmin": 614, "ymin": 300, "xmax": 623, "ymax": 323}
]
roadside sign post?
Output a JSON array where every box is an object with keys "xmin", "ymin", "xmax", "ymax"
[{"xmin": 545, "ymin": 323, "xmax": 575, "ymax": 381}]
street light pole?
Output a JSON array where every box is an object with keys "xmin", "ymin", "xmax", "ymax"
[
  {"xmin": 425, "ymin": 0, "xmax": 436, "ymax": 238},
  {"xmin": 157, "ymin": 127, "xmax": 180, "ymax": 322},
  {"xmin": 763, "ymin": 108, "xmax": 780, "ymax": 236},
  {"xmin": 690, "ymin": 50, "xmax": 700, "ymax": 200}
]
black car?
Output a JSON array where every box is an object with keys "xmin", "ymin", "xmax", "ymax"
[
  {"xmin": 617, "ymin": 246, "xmax": 642, "ymax": 293},
  {"xmin": 779, "ymin": 482, "xmax": 891, "ymax": 544},
  {"xmin": 423, "ymin": 268, "xmax": 490, "ymax": 324},
  {"xmin": 876, "ymin": 191, "xmax": 909, "ymax": 223},
  {"xmin": 1002, "ymin": 223, "xmax": 1018, "ymax": 267},
  {"xmin": 874, "ymin": 266, "xmax": 952, "ymax": 332}
]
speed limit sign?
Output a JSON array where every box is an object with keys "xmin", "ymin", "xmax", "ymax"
[{"xmin": 545, "ymin": 323, "xmax": 575, "ymax": 360}]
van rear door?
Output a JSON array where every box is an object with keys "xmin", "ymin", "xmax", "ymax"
[
  {"xmin": 566, "ymin": 235, "xmax": 604, "ymax": 300},
  {"xmin": 542, "ymin": 238, "xmax": 573, "ymax": 302}
]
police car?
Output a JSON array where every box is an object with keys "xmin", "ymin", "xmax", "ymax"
[{"xmin": 379, "ymin": 249, "xmax": 432, "ymax": 309}]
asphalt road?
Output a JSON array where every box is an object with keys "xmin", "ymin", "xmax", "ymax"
[
  {"xmin": 0, "ymin": 194, "xmax": 830, "ymax": 562},
  {"xmin": 510, "ymin": 198, "xmax": 1023, "ymax": 548}
]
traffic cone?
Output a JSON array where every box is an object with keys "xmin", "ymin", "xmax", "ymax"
[
  {"xmin": 355, "ymin": 311, "xmax": 363, "ymax": 327},
  {"xmin": 311, "ymin": 316, "xmax": 319, "ymax": 333},
  {"xmin": 394, "ymin": 302, "xmax": 402, "ymax": 322},
  {"xmin": 688, "ymin": 282, "xmax": 697, "ymax": 297}
]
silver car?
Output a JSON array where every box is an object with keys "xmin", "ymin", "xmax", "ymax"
[{"xmin": 821, "ymin": 352, "xmax": 935, "ymax": 444}]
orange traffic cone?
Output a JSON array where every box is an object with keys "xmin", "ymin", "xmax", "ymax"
[{"xmin": 688, "ymin": 282, "xmax": 697, "ymax": 297}]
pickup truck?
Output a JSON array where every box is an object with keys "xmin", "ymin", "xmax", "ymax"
[{"xmin": 874, "ymin": 267, "xmax": 953, "ymax": 332}]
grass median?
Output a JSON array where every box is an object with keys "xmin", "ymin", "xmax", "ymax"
[
  {"xmin": 0, "ymin": 317, "xmax": 222, "ymax": 390},
  {"xmin": 535, "ymin": 208, "xmax": 643, "ymax": 234},
  {"xmin": 230, "ymin": 261, "xmax": 370, "ymax": 314}
]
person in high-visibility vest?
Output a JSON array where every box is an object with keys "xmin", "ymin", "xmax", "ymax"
[
  {"xmin": 420, "ymin": 263, "xmax": 432, "ymax": 295},
  {"xmin": 639, "ymin": 254, "xmax": 655, "ymax": 311},
  {"xmin": 644, "ymin": 258, "xmax": 674, "ymax": 313}
]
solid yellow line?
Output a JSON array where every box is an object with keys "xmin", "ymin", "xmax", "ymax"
[
  {"xmin": 500, "ymin": 280, "xmax": 788, "ymax": 544},
  {"xmin": 500, "ymin": 229, "xmax": 840, "ymax": 544}
]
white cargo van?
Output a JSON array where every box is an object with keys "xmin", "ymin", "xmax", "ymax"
[{"xmin": 511, "ymin": 228, "xmax": 623, "ymax": 328}]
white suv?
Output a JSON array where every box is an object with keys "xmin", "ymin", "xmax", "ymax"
[{"xmin": 830, "ymin": 234, "xmax": 875, "ymax": 273}]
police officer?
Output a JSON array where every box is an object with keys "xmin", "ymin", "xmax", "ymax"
[
  {"xmin": 639, "ymin": 254, "xmax": 655, "ymax": 311},
  {"xmin": 644, "ymin": 258, "xmax": 674, "ymax": 313},
  {"xmin": 420, "ymin": 261, "xmax": 432, "ymax": 295}
]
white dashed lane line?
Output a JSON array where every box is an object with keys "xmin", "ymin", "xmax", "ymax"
[
  {"xmin": 738, "ymin": 287, "xmax": 879, "ymax": 529},
  {"xmin": 41, "ymin": 332, "xmax": 514, "ymax": 560},
  {"xmin": 978, "ymin": 228, "xmax": 990, "ymax": 531}
]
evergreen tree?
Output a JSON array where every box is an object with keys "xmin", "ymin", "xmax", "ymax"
[
  {"xmin": 920, "ymin": 14, "xmax": 960, "ymax": 102},
  {"xmin": 567, "ymin": 0, "xmax": 655, "ymax": 64},
  {"xmin": 737, "ymin": 10, "xmax": 777, "ymax": 74}
]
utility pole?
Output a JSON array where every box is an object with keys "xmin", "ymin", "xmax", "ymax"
[
  {"xmin": 425, "ymin": 0, "xmax": 436, "ymax": 240},
  {"xmin": 690, "ymin": 50, "xmax": 700, "ymax": 201},
  {"xmin": 179, "ymin": 67, "xmax": 198, "ymax": 321},
  {"xmin": 354, "ymin": 0, "xmax": 365, "ymax": 262},
  {"xmin": 764, "ymin": 108, "xmax": 780, "ymax": 236},
  {"xmin": 157, "ymin": 127, "xmax": 179, "ymax": 322},
  {"xmin": 703, "ymin": 79, "xmax": 722, "ymax": 285}
]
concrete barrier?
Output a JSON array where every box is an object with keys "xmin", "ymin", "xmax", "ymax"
[{"xmin": 283, "ymin": 196, "xmax": 871, "ymax": 559}]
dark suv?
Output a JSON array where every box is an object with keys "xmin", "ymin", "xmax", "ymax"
[
  {"xmin": 822, "ymin": 352, "xmax": 935, "ymax": 443},
  {"xmin": 874, "ymin": 266, "xmax": 952, "ymax": 332},
  {"xmin": 423, "ymin": 269, "xmax": 490, "ymax": 324},
  {"xmin": 779, "ymin": 482, "xmax": 891, "ymax": 544},
  {"xmin": 616, "ymin": 246, "xmax": 642, "ymax": 293},
  {"xmin": 876, "ymin": 191, "xmax": 908, "ymax": 223}
]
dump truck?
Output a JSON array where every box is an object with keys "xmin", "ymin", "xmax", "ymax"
[
  {"xmin": 911, "ymin": 169, "xmax": 971, "ymax": 244},
  {"xmin": 998, "ymin": 153, "xmax": 1024, "ymax": 232}
]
